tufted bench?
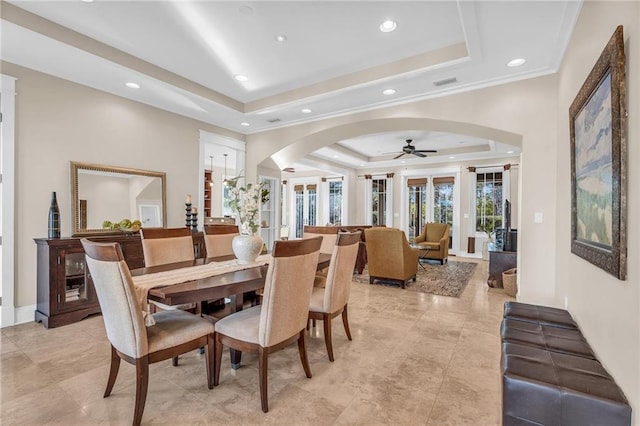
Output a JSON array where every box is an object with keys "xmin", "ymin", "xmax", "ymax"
[{"xmin": 501, "ymin": 301, "xmax": 631, "ymax": 426}]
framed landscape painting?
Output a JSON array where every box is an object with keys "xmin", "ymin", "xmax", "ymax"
[{"xmin": 569, "ymin": 25, "xmax": 627, "ymax": 280}]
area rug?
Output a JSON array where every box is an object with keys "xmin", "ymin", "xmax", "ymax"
[{"xmin": 352, "ymin": 260, "xmax": 477, "ymax": 297}]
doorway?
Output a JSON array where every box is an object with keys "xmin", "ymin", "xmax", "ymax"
[{"xmin": 291, "ymin": 181, "xmax": 318, "ymax": 238}]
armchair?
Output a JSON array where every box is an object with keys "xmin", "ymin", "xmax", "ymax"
[
  {"xmin": 364, "ymin": 227, "xmax": 419, "ymax": 289},
  {"xmin": 414, "ymin": 222, "xmax": 450, "ymax": 264}
]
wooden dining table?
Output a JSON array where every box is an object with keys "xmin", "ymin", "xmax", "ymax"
[{"xmin": 131, "ymin": 253, "xmax": 331, "ymax": 368}]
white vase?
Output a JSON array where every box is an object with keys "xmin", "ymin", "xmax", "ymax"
[{"xmin": 232, "ymin": 234, "xmax": 263, "ymax": 264}]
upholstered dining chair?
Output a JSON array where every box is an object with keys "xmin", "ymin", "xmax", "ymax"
[
  {"xmin": 139, "ymin": 227, "xmax": 197, "ymax": 314},
  {"xmin": 203, "ymin": 224, "xmax": 239, "ymax": 258},
  {"xmin": 213, "ymin": 236, "xmax": 322, "ymax": 413},
  {"xmin": 81, "ymin": 239, "xmax": 214, "ymax": 426},
  {"xmin": 308, "ymin": 232, "xmax": 360, "ymax": 362}
]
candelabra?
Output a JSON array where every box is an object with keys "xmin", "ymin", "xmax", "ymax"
[
  {"xmin": 185, "ymin": 203, "xmax": 193, "ymax": 229},
  {"xmin": 191, "ymin": 210, "xmax": 198, "ymax": 232}
]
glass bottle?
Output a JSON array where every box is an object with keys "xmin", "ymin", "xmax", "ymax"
[{"xmin": 48, "ymin": 191, "xmax": 61, "ymax": 238}]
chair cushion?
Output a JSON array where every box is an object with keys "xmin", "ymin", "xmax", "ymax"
[
  {"xmin": 215, "ymin": 305, "xmax": 261, "ymax": 345},
  {"xmin": 147, "ymin": 310, "xmax": 213, "ymax": 353}
]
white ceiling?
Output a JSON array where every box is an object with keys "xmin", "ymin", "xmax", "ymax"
[{"xmin": 2, "ymin": 1, "xmax": 582, "ymax": 171}]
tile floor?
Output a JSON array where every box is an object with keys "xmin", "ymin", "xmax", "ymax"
[{"xmin": 1, "ymin": 258, "xmax": 511, "ymax": 425}]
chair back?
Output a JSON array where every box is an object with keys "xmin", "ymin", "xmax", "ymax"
[
  {"xmin": 259, "ymin": 237, "xmax": 322, "ymax": 347},
  {"xmin": 140, "ymin": 227, "xmax": 194, "ymax": 267},
  {"xmin": 203, "ymin": 225, "xmax": 239, "ymax": 257},
  {"xmin": 365, "ymin": 227, "xmax": 413, "ymax": 278},
  {"xmin": 81, "ymin": 239, "xmax": 147, "ymax": 359},
  {"xmin": 303, "ymin": 225, "xmax": 340, "ymax": 254},
  {"xmin": 322, "ymin": 232, "xmax": 361, "ymax": 312},
  {"xmin": 425, "ymin": 222, "xmax": 448, "ymax": 242}
]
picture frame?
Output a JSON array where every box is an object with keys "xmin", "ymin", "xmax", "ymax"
[{"xmin": 569, "ymin": 25, "xmax": 627, "ymax": 280}]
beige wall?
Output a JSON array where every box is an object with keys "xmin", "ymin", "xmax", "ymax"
[
  {"xmin": 555, "ymin": 1, "xmax": 639, "ymax": 420},
  {"xmin": 246, "ymin": 75, "xmax": 559, "ymax": 306},
  {"xmin": 4, "ymin": 62, "xmax": 242, "ymax": 307}
]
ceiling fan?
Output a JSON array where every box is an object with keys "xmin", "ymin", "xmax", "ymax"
[{"xmin": 393, "ymin": 139, "xmax": 438, "ymax": 159}]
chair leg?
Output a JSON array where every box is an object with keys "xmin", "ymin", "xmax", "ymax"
[
  {"xmin": 323, "ymin": 313, "xmax": 335, "ymax": 362},
  {"xmin": 214, "ymin": 333, "xmax": 223, "ymax": 386},
  {"xmin": 297, "ymin": 330, "xmax": 313, "ymax": 378},
  {"xmin": 172, "ymin": 356, "xmax": 179, "ymax": 366},
  {"xmin": 104, "ymin": 345, "xmax": 121, "ymax": 398},
  {"xmin": 205, "ymin": 334, "xmax": 214, "ymax": 390},
  {"xmin": 133, "ymin": 357, "xmax": 149, "ymax": 426},
  {"xmin": 341, "ymin": 305, "xmax": 353, "ymax": 341},
  {"xmin": 258, "ymin": 346, "xmax": 269, "ymax": 413},
  {"xmin": 369, "ymin": 276, "xmax": 374, "ymax": 284},
  {"xmin": 312, "ymin": 319, "xmax": 317, "ymax": 328}
]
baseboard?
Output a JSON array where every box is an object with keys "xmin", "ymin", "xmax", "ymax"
[{"xmin": 14, "ymin": 304, "xmax": 36, "ymax": 326}]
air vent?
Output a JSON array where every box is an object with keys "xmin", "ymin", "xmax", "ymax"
[
  {"xmin": 266, "ymin": 118, "xmax": 281, "ymax": 123},
  {"xmin": 433, "ymin": 77, "xmax": 457, "ymax": 87}
]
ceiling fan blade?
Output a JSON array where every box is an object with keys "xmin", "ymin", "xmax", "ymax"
[
  {"xmin": 413, "ymin": 152, "xmax": 427, "ymax": 158},
  {"xmin": 393, "ymin": 153, "xmax": 406, "ymax": 159},
  {"xmin": 414, "ymin": 150, "xmax": 438, "ymax": 153}
]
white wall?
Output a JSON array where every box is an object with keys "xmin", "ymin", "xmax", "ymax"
[
  {"xmin": 4, "ymin": 62, "xmax": 242, "ymax": 309},
  {"xmin": 554, "ymin": 1, "xmax": 639, "ymax": 420}
]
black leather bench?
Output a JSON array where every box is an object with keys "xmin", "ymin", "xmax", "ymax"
[{"xmin": 501, "ymin": 302, "xmax": 631, "ymax": 426}]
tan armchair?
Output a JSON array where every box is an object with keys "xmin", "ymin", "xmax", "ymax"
[
  {"xmin": 414, "ymin": 222, "xmax": 450, "ymax": 264},
  {"xmin": 364, "ymin": 227, "xmax": 419, "ymax": 289}
]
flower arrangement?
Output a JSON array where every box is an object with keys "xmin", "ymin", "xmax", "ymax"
[{"xmin": 226, "ymin": 175, "xmax": 270, "ymax": 235}]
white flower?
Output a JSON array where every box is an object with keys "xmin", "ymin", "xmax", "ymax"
[{"xmin": 227, "ymin": 176, "xmax": 269, "ymax": 235}]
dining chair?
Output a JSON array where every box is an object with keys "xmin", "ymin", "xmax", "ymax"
[
  {"xmin": 308, "ymin": 232, "xmax": 360, "ymax": 361},
  {"xmin": 139, "ymin": 227, "xmax": 197, "ymax": 313},
  {"xmin": 213, "ymin": 236, "xmax": 322, "ymax": 413},
  {"xmin": 203, "ymin": 224, "xmax": 239, "ymax": 258},
  {"xmin": 81, "ymin": 239, "xmax": 214, "ymax": 426}
]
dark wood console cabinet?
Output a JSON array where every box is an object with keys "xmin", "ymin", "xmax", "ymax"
[
  {"xmin": 487, "ymin": 250, "xmax": 517, "ymax": 288},
  {"xmin": 34, "ymin": 232, "xmax": 205, "ymax": 328}
]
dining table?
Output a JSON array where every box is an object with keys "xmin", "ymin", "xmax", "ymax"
[{"xmin": 130, "ymin": 252, "xmax": 331, "ymax": 369}]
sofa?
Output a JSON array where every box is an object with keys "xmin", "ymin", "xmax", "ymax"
[
  {"xmin": 364, "ymin": 227, "xmax": 419, "ymax": 289},
  {"xmin": 414, "ymin": 222, "xmax": 449, "ymax": 264},
  {"xmin": 501, "ymin": 301, "xmax": 631, "ymax": 425}
]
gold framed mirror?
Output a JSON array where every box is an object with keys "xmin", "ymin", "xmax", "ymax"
[{"xmin": 71, "ymin": 161, "xmax": 167, "ymax": 236}]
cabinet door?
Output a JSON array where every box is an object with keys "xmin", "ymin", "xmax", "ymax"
[{"xmin": 56, "ymin": 248, "xmax": 97, "ymax": 312}]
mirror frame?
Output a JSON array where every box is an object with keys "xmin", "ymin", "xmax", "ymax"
[{"xmin": 71, "ymin": 161, "xmax": 167, "ymax": 236}]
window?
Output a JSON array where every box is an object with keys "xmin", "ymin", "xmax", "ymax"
[
  {"xmin": 434, "ymin": 177, "xmax": 454, "ymax": 249},
  {"xmin": 407, "ymin": 178, "xmax": 427, "ymax": 240},
  {"xmin": 476, "ymin": 172, "xmax": 503, "ymax": 232},
  {"xmin": 328, "ymin": 180, "xmax": 342, "ymax": 225},
  {"xmin": 371, "ymin": 179, "xmax": 387, "ymax": 226},
  {"xmin": 222, "ymin": 184, "xmax": 233, "ymax": 216}
]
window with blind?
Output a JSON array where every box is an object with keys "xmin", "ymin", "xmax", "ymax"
[
  {"xmin": 372, "ymin": 179, "xmax": 387, "ymax": 226},
  {"xmin": 476, "ymin": 172, "xmax": 503, "ymax": 232},
  {"xmin": 407, "ymin": 178, "xmax": 427, "ymax": 240}
]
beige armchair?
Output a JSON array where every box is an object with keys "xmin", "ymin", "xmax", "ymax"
[
  {"xmin": 414, "ymin": 222, "xmax": 450, "ymax": 264},
  {"xmin": 213, "ymin": 237, "xmax": 322, "ymax": 412},
  {"xmin": 81, "ymin": 239, "xmax": 214, "ymax": 426},
  {"xmin": 365, "ymin": 227, "xmax": 419, "ymax": 289}
]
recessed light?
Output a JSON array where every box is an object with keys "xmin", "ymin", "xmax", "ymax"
[
  {"xmin": 449, "ymin": 156, "xmax": 455, "ymax": 159},
  {"xmin": 359, "ymin": 164, "xmax": 365, "ymax": 167},
  {"xmin": 234, "ymin": 74, "xmax": 249, "ymax": 82},
  {"xmin": 507, "ymin": 58, "xmax": 526, "ymax": 67},
  {"xmin": 125, "ymin": 82, "xmax": 140, "ymax": 89},
  {"xmin": 80, "ymin": 0, "xmax": 94, "ymax": 3},
  {"xmin": 400, "ymin": 160, "xmax": 406, "ymax": 164},
  {"xmin": 379, "ymin": 19, "xmax": 397, "ymax": 33},
  {"xmin": 333, "ymin": 155, "xmax": 339, "ymax": 159},
  {"xmin": 275, "ymin": 34, "xmax": 288, "ymax": 43},
  {"xmin": 240, "ymin": 122, "xmax": 250, "ymax": 127},
  {"xmin": 507, "ymin": 150, "xmax": 514, "ymax": 154},
  {"xmin": 301, "ymin": 108, "xmax": 312, "ymax": 114},
  {"xmin": 382, "ymin": 88, "xmax": 396, "ymax": 95}
]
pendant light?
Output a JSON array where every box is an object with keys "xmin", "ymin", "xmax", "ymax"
[
  {"xmin": 223, "ymin": 153, "xmax": 228, "ymax": 186},
  {"xmin": 209, "ymin": 156, "xmax": 214, "ymax": 187}
]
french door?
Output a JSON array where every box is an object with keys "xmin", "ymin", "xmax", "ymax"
[
  {"xmin": 292, "ymin": 183, "xmax": 317, "ymax": 238},
  {"xmin": 433, "ymin": 177, "xmax": 454, "ymax": 248},
  {"xmin": 407, "ymin": 178, "xmax": 428, "ymax": 240}
]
